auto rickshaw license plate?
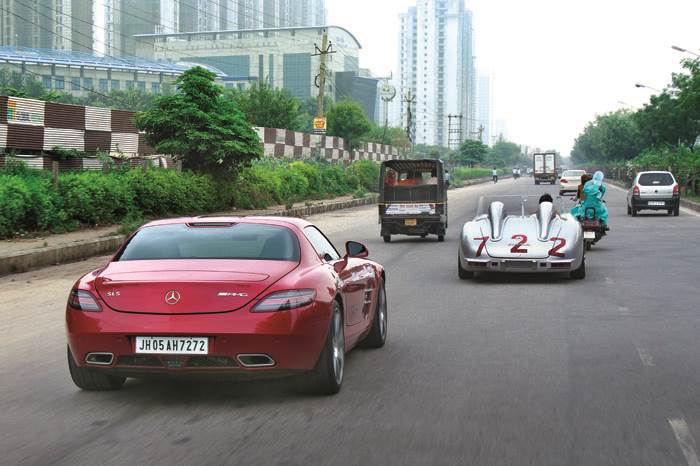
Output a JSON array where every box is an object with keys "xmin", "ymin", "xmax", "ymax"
[{"xmin": 405, "ymin": 219, "xmax": 417, "ymax": 226}]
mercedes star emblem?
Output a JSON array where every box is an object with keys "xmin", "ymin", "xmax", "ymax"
[{"xmin": 165, "ymin": 290, "xmax": 181, "ymax": 305}]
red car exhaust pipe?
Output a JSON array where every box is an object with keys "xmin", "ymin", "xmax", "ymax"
[{"xmin": 237, "ymin": 354, "xmax": 276, "ymax": 368}]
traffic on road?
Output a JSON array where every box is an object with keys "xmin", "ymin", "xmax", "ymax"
[{"xmin": 2, "ymin": 175, "xmax": 699, "ymax": 465}]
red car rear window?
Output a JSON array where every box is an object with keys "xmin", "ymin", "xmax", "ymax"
[{"xmin": 117, "ymin": 224, "xmax": 300, "ymax": 262}]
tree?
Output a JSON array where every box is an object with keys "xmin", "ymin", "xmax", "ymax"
[
  {"xmin": 454, "ymin": 139, "xmax": 489, "ymax": 166},
  {"xmin": 364, "ymin": 125, "xmax": 411, "ymax": 153},
  {"xmin": 72, "ymin": 88, "xmax": 163, "ymax": 112},
  {"xmin": 135, "ymin": 67, "xmax": 262, "ymax": 177},
  {"xmin": 0, "ymin": 69, "xmax": 66, "ymax": 101},
  {"xmin": 326, "ymin": 100, "xmax": 372, "ymax": 150},
  {"xmin": 572, "ymin": 110, "xmax": 644, "ymax": 164},
  {"xmin": 411, "ymin": 144, "xmax": 450, "ymax": 160},
  {"xmin": 227, "ymin": 82, "xmax": 304, "ymax": 130},
  {"xmin": 487, "ymin": 140, "xmax": 525, "ymax": 167},
  {"xmin": 296, "ymin": 96, "xmax": 334, "ymax": 132}
]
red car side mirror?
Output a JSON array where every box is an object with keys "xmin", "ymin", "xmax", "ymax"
[{"xmin": 345, "ymin": 241, "xmax": 369, "ymax": 259}]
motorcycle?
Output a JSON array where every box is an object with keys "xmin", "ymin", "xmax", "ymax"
[{"xmin": 580, "ymin": 206, "xmax": 606, "ymax": 250}]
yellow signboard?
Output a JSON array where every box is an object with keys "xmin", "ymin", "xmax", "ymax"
[{"xmin": 312, "ymin": 116, "xmax": 327, "ymax": 134}]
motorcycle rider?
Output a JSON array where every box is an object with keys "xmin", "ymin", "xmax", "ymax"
[
  {"xmin": 492, "ymin": 167, "xmax": 498, "ymax": 183},
  {"xmin": 575, "ymin": 173, "xmax": 593, "ymax": 202},
  {"xmin": 572, "ymin": 171, "xmax": 609, "ymax": 230},
  {"xmin": 512, "ymin": 167, "xmax": 518, "ymax": 180}
]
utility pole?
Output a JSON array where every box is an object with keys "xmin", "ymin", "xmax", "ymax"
[
  {"xmin": 312, "ymin": 29, "xmax": 335, "ymax": 158},
  {"xmin": 403, "ymin": 89, "xmax": 416, "ymax": 144},
  {"xmin": 447, "ymin": 114, "xmax": 464, "ymax": 151},
  {"xmin": 313, "ymin": 29, "xmax": 335, "ymax": 118},
  {"xmin": 471, "ymin": 124, "xmax": 485, "ymax": 142}
]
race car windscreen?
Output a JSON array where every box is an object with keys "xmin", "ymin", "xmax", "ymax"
[
  {"xmin": 116, "ymin": 223, "xmax": 301, "ymax": 262},
  {"xmin": 638, "ymin": 172, "xmax": 674, "ymax": 186},
  {"xmin": 476, "ymin": 195, "xmax": 562, "ymax": 217}
]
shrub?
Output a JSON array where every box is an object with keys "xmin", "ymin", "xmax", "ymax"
[
  {"xmin": 57, "ymin": 172, "xmax": 135, "ymax": 225},
  {"xmin": 0, "ymin": 159, "xmax": 383, "ymax": 238},
  {"xmin": 450, "ymin": 167, "xmax": 494, "ymax": 187},
  {"xmin": 346, "ymin": 160, "xmax": 380, "ymax": 192},
  {"xmin": 124, "ymin": 169, "xmax": 220, "ymax": 216}
]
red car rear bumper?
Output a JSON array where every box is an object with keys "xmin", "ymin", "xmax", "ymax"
[{"xmin": 66, "ymin": 302, "xmax": 331, "ymax": 374}]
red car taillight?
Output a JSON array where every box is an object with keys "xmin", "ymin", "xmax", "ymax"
[
  {"xmin": 673, "ymin": 184, "xmax": 679, "ymax": 196},
  {"xmin": 68, "ymin": 289, "xmax": 102, "ymax": 312},
  {"xmin": 251, "ymin": 290, "xmax": 316, "ymax": 312},
  {"xmin": 560, "ymin": 179, "xmax": 567, "ymax": 183},
  {"xmin": 633, "ymin": 185, "xmax": 640, "ymax": 196}
]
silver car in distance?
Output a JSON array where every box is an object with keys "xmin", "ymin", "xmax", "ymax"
[{"xmin": 458, "ymin": 196, "xmax": 586, "ymax": 279}]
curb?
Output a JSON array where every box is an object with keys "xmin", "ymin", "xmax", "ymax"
[
  {"xmin": 0, "ymin": 235, "xmax": 125, "ymax": 277},
  {"xmin": 607, "ymin": 179, "xmax": 700, "ymax": 213},
  {"xmin": 0, "ymin": 195, "xmax": 379, "ymax": 277}
]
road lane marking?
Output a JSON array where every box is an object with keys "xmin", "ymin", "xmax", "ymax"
[
  {"xmin": 635, "ymin": 343, "xmax": 654, "ymax": 366},
  {"xmin": 669, "ymin": 418, "xmax": 700, "ymax": 466},
  {"xmin": 618, "ymin": 306, "xmax": 631, "ymax": 316}
]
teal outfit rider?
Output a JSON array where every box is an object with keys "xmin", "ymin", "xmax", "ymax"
[{"xmin": 571, "ymin": 171, "xmax": 608, "ymax": 226}]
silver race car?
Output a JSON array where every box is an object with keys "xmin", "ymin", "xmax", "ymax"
[{"xmin": 458, "ymin": 195, "xmax": 586, "ymax": 279}]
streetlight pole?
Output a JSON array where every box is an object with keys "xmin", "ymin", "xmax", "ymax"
[
  {"xmin": 635, "ymin": 83, "xmax": 662, "ymax": 93},
  {"xmin": 671, "ymin": 45, "xmax": 700, "ymax": 58}
]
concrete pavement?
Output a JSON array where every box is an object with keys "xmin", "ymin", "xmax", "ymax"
[{"xmin": 1, "ymin": 176, "xmax": 700, "ymax": 465}]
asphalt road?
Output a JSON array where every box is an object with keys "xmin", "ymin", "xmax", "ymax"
[{"xmin": 2, "ymin": 177, "xmax": 700, "ymax": 466}]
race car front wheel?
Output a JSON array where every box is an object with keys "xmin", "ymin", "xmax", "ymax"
[
  {"xmin": 570, "ymin": 258, "xmax": 586, "ymax": 279},
  {"xmin": 458, "ymin": 256, "xmax": 474, "ymax": 279}
]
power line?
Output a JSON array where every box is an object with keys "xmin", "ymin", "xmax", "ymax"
[
  {"xmin": 4, "ymin": 1, "xmax": 305, "ymax": 89},
  {"xmin": 0, "ymin": 6, "xmax": 122, "ymax": 102},
  {"xmin": 10, "ymin": 0, "xmax": 140, "ymax": 68},
  {"xmin": 97, "ymin": 1, "xmax": 352, "ymax": 85}
]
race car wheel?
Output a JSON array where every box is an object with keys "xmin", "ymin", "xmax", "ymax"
[
  {"xmin": 361, "ymin": 279, "xmax": 387, "ymax": 349},
  {"xmin": 458, "ymin": 256, "xmax": 474, "ymax": 279},
  {"xmin": 631, "ymin": 207, "xmax": 638, "ymax": 217},
  {"xmin": 67, "ymin": 346, "xmax": 125, "ymax": 391},
  {"xmin": 585, "ymin": 242, "xmax": 592, "ymax": 251},
  {"xmin": 627, "ymin": 205, "xmax": 632, "ymax": 216},
  {"xmin": 383, "ymin": 235, "xmax": 391, "ymax": 243},
  {"xmin": 438, "ymin": 235, "xmax": 445, "ymax": 242},
  {"xmin": 308, "ymin": 300, "xmax": 344, "ymax": 395},
  {"xmin": 674, "ymin": 206, "xmax": 680, "ymax": 216},
  {"xmin": 570, "ymin": 258, "xmax": 586, "ymax": 279}
]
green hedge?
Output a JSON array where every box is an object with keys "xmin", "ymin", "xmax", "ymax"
[
  {"xmin": 450, "ymin": 167, "xmax": 500, "ymax": 187},
  {"xmin": 0, "ymin": 168, "xmax": 224, "ymax": 238},
  {"xmin": 231, "ymin": 159, "xmax": 379, "ymax": 209},
  {"xmin": 0, "ymin": 159, "xmax": 382, "ymax": 238}
]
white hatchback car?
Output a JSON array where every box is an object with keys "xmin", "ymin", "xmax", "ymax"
[
  {"xmin": 559, "ymin": 170, "xmax": 587, "ymax": 195},
  {"xmin": 627, "ymin": 171, "xmax": 680, "ymax": 216}
]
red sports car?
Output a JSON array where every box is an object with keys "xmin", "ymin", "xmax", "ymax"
[{"xmin": 66, "ymin": 216, "xmax": 387, "ymax": 395}]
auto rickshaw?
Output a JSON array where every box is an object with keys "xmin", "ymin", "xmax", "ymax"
[{"xmin": 378, "ymin": 159, "xmax": 448, "ymax": 242}]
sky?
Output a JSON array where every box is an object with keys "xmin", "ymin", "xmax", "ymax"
[{"xmin": 327, "ymin": 0, "xmax": 700, "ymax": 155}]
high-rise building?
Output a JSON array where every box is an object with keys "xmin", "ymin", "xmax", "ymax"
[
  {"xmin": 135, "ymin": 25, "xmax": 360, "ymax": 101},
  {"xmin": 476, "ymin": 73, "xmax": 492, "ymax": 145},
  {"xmin": 103, "ymin": 0, "xmax": 326, "ymax": 57},
  {"xmin": 397, "ymin": 0, "xmax": 475, "ymax": 147},
  {"xmin": 0, "ymin": 0, "xmax": 94, "ymax": 52}
]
